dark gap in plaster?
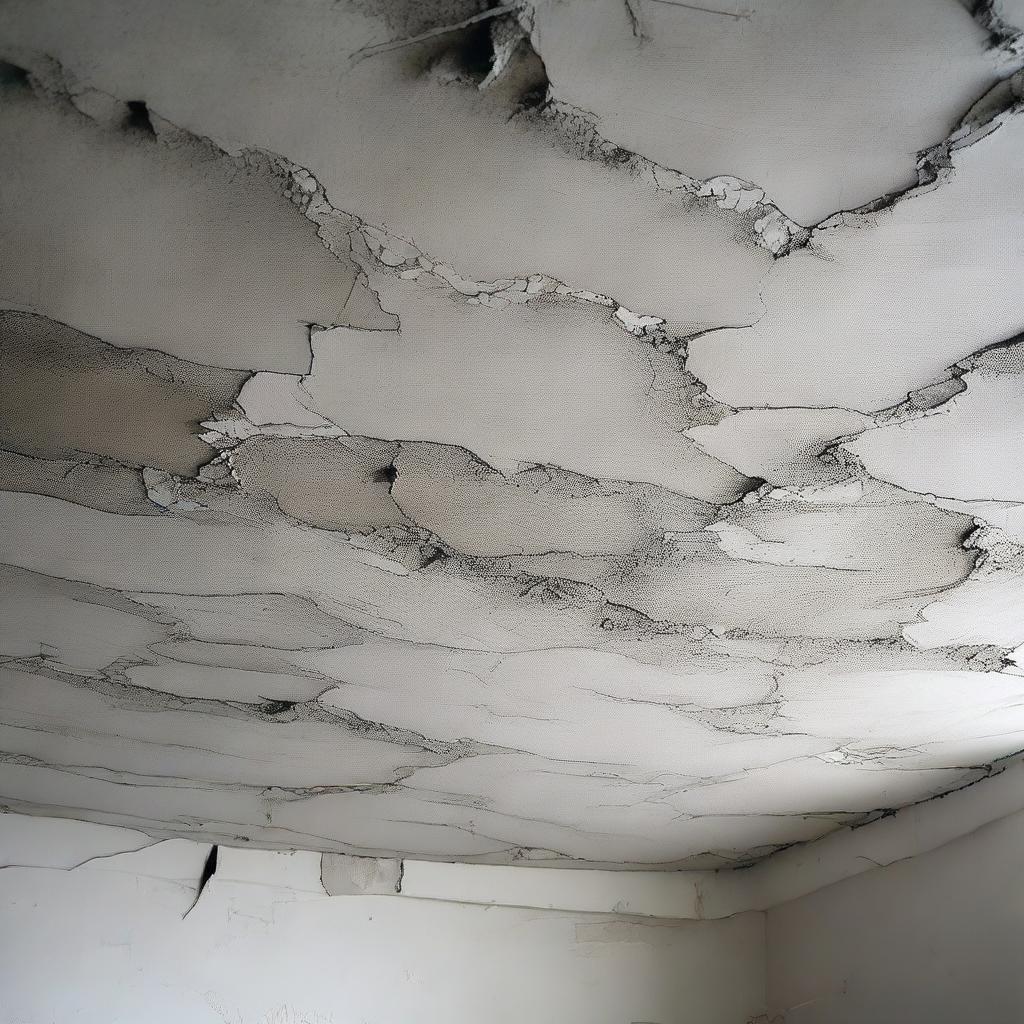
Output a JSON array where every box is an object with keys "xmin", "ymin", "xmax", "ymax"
[
  {"xmin": 419, "ymin": 548, "xmax": 447, "ymax": 568},
  {"xmin": 517, "ymin": 73, "xmax": 550, "ymax": 112},
  {"xmin": 0, "ymin": 61, "xmax": 30, "ymax": 88},
  {"xmin": 516, "ymin": 45, "xmax": 557, "ymax": 112},
  {"xmin": 452, "ymin": 20, "xmax": 498, "ymax": 80},
  {"xmin": 261, "ymin": 699, "xmax": 297, "ymax": 715},
  {"xmin": 416, "ymin": 8, "xmax": 549, "ymax": 109},
  {"xmin": 182, "ymin": 844, "xmax": 218, "ymax": 919},
  {"xmin": 123, "ymin": 100, "xmax": 156, "ymax": 135},
  {"xmin": 374, "ymin": 464, "xmax": 399, "ymax": 485},
  {"xmin": 506, "ymin": 33, "xmax": 550, "ymax": 112}
]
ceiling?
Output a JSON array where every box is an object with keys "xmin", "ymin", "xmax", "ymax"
[{"xmin": 2, "ymin": 0, "xmax": 1023, "ymax": 869}]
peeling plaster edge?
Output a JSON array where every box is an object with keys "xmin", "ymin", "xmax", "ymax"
[
  {"xmin": 525, "ymin": 3, "xmax": 1024, "ymax": 254},
  {"xmin": 8, "ymin": 751, "xmax": 1024, "ymax": 920},
  {"xmin": 526, "ymin": 94, "xmax": 808, "ymax": 257},
  {"xmin": 5, "ymin": 50, "xmax": 682, "ymax": 351},
  {"xmin": 343, "ymin": 749, "xmax": 1024, "ymax": 919},
  {"xmin": 729, "ymin": 747, "xmax": 1024, "ymax": 914},
  {"xmin": 11, "ymin": 47, "xmax": 1024, "ymax": 370},
  {"xmin": 810, "ymin": 68, "xmax": 1024, "ymax": 238}
]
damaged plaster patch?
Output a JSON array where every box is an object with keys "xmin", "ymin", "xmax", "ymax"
[
  {"xmin": 1, "ymin": 3, "xmax": 1024, "ymax": 871},
  {"xmin": 685, "ymin": 408, "xmax": 874, "ymax": 487},
  {"xmin": 0, "ymin": 448, "xmax": 159, "ymax": 517},
  {"xmin": 593, "ymin": 478, "xmax": 981, "ymax": 642},
  {"xmin": 0, "ymin": 59, "xmax": 391, "ymax": 373},
  {"xmin": 219, "ymin": 300, "xmax": 747, "ymax": 501},
  {"xmin": 123, "ymin": 591, "xmax": 366, "ymax": 653},
  {"xmin": 843, "ymin": 337, "xmax": 1024, "ymax": 503},
  {"xmin": 0, "ymin": 311, "xmax": 246, "ymax": 477},
  {"xmin": 321, "ymin": 852, "xmax": 404, "ymax": 895},
  {"xmin": 226, "ymin": 436, "xmax": 406, "ymax": 534},
  {"xmin": 250, "ymin": 146, "xmax": 689, "ymax": 344},
  {"xmin": 220, "ymin": 431, "xmax": 717, "ymax": 561},
  {"xmin": 417, "ymin": 8, "xmax": 807, "ymax": 254},
  {"xmin": 0, "ymin": 8, "xmax": 776, "ymax": 339},
  {"xmin": 905, "ymin": 524, "xmax": 1024, "ymax": 650},
  {"xmin": 524, "ymin": 96, "xmax": 808, "ymax": 256},
  {"xmin": 686, "ymin": 72, "xmax": 1024, "ymax": 411},
  {"xmin": 812, "ymin": 68, "xmax": 1024, "ymax": 233},
  {"xmin": 527, "ymin": 0, "xmax": 1015, "ymax": 224}
]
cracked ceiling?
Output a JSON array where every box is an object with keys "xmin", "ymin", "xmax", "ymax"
[{"xmin": 1, "ymin": 0, "xmax": 1023, "ymax": 869}]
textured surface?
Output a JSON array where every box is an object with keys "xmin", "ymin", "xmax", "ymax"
[{"xmin": 2, "ymin": 0, "xmax": 1024, "ymax": 868}]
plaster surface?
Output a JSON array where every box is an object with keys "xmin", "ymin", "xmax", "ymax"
[
  {"xmin": 0, "ymin": 814, "xmax": 765, "ymax": 1024},
  {"xmin": 2, "ymin": 0, "xmax": 1024, "ymax": 869}
]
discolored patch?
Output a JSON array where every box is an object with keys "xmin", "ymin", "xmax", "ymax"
[{"xmin": 0, "ymin": 311, "xmax": 246, "ymax": 477}]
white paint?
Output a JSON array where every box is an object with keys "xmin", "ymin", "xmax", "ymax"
[
  {"xmin": 400, "ymin": 859, "xmax": 706, "ymax": 919},
  {"xmin": 532, "ymin": 0, "xmax": 1002, "ymax": 223},
  {"xmin": 687, "ymin": 93, "xmax": 1024, "ymax": 411},
  {"xmin": 4, "ymin": 753, "xmax": 1024, "ymax": 931},
  {"xmin": 4, "ymin": 0, "xmax": 1024, "ymax": 876},
  {"xmin": 766, "ymin": 805, "xmax": 1024, "ymax": 1022},
  {"xmin": 6, "ymin": 783, "xmax": 1024, "ymax": 1023},
  {"xmin": 0, "ymin": 814, "xmax": 766, "ymax": 1024},
  {"xmin": 376, "ymin": 752, "xmax": 1024, "ymax": 920},
  {"xmin": 0, "ymin": 813, "xmax": 154, "ymax": 869}
]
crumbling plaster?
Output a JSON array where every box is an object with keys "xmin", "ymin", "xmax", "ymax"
[{"xmin": 1, "ymin": 0, "xmax": 1024, "ymax": 869}]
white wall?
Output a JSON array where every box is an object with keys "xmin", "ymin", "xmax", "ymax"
[
  {"xmin": 15, "ymin": 800, "xmax": 1024, "ymax": 1024},
  {"xmin": 0, "ymin": 814, "xmax": 766, "ymax": 1024},
  {"xmin": 766, "ymin": 807, "xmax": 1024, "ymax": 1023}
]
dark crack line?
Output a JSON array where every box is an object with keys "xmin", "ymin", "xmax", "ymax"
[
  {"xmin": 645, "ymin": 0, "xmax": 752, "ymax": 19},
  {"xmin": 182, "ymin": 844, "xmax": 217, "ymax": 919}
]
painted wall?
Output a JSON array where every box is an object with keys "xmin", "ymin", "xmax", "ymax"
[
  {"xmin": 766, "ymin": 807, "xmax": 1024, "ymax": 1023},
  {"xmin": 0, "ymin": 814, "xmax": 765, "ymax": 1024},
  {"xmin": 14, "ymin": 801, "xmax": 1024, "ymax": 1024}
]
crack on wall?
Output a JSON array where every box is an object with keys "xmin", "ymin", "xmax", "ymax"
[{"xmin": 182, "ymin": 843, "xmax": 218, "ymax": 918}]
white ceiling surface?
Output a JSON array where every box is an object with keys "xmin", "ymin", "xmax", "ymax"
[{"xmin": 1, "ymin": 0, "xmax": 1024, "ymax": 869}]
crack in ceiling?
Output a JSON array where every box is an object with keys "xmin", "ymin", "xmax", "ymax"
[{"xmin": 1, "ymin": 0, "xmax": 1023, "ymax": 869}]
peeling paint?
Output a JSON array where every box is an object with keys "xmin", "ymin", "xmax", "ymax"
[{"xmin": 1, "ymin": 0, "xmax": 1023, "ymax": 871}]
